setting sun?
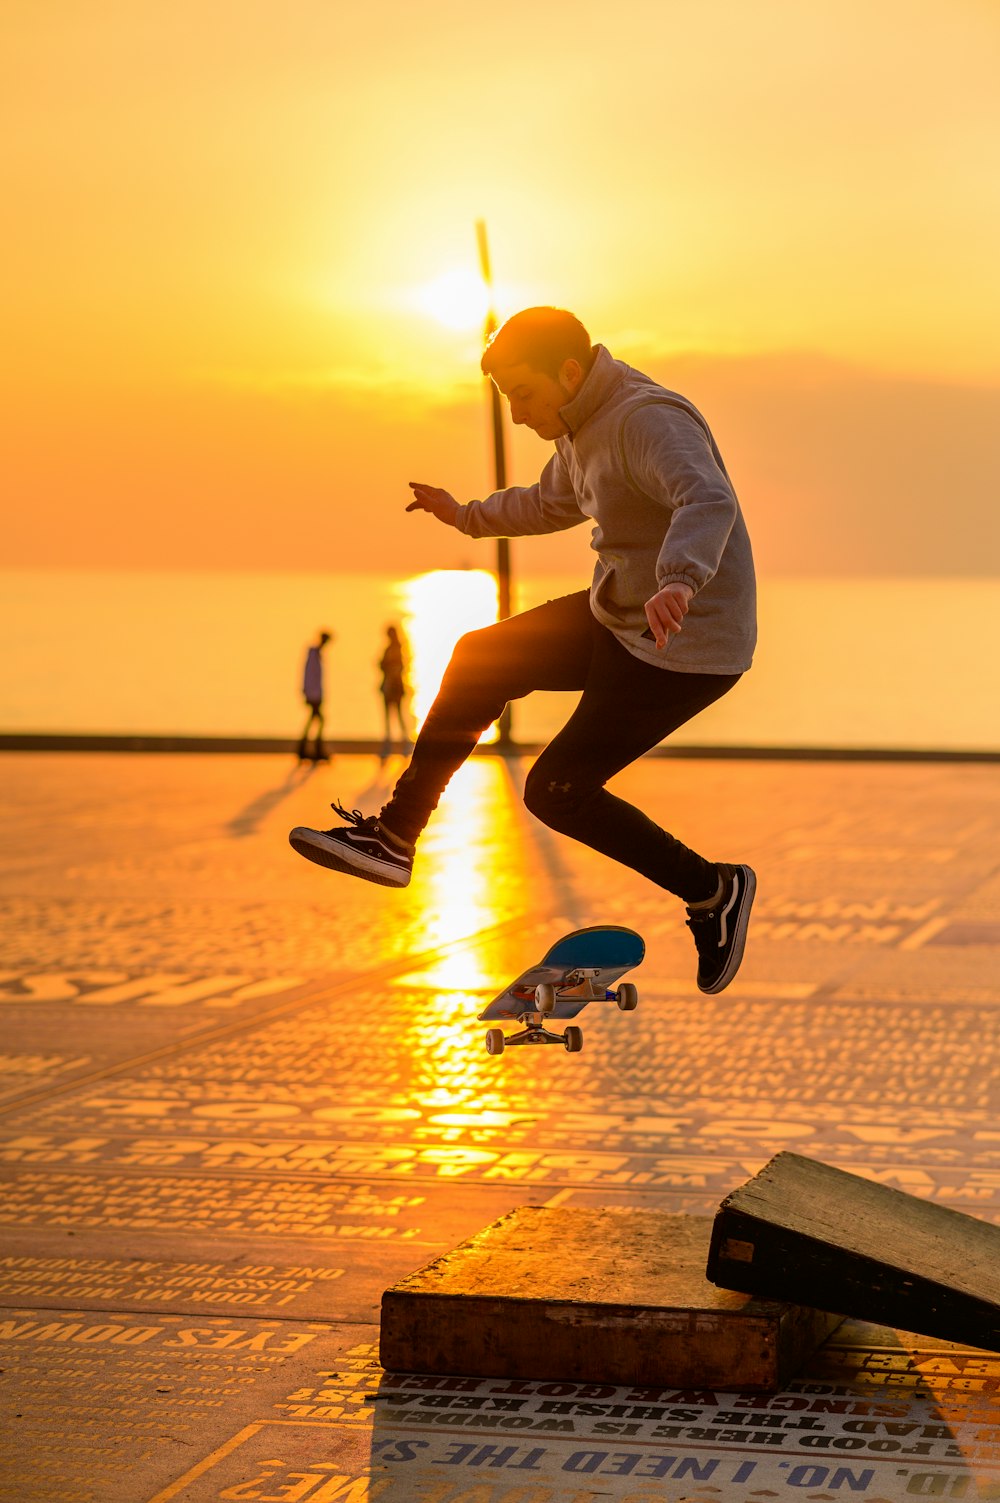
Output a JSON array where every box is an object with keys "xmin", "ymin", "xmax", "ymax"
[
  {"xmin": 1, "ymin": 2, "xmax": 997, "ymax": 583},
  {"xmin": 412, "ymin": 267, "xmax": 492, "ymax": 332}
]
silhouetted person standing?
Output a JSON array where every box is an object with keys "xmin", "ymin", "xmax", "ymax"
[
  {"xmin": 298, "ymin": 630, "xmax": 332, "ymax": 763},
  {"xmin": 379, "ymin": 625, "xmax": 412, "ymax": 756}
]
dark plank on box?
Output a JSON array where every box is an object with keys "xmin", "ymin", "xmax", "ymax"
[{"xmin": 707, "ymin": 1152, "xmax": 1000, "ymax": 1351}]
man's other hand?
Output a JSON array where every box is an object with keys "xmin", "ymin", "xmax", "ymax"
[
  {"xmin": 406, "ymin": 483, "xmax": 459, "ymax": 527},
  {"xmin": 644, "ymin": 582, "xmax": 694, "ymax": 649}
]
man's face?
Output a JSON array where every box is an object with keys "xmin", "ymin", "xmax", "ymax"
[{"xmin": 491, "ymin": 360, "xmax": 583, "ymax": 440}]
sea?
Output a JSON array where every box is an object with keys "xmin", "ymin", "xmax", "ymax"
[{"xmin": 2, "ymin": 568, "xmax": 998, "ymax": 753}]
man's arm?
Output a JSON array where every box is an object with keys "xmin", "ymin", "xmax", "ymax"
[
  {"xmin": 623, "ymin": 405, "xmax": 738, "ymax": 597},
  {"xmin": 406, "ymin": 450, "xmax": 586, "ymax": 539},
  {"xmin": 617, "ymin": 404, "xmax": 740, "ymax": 648}
]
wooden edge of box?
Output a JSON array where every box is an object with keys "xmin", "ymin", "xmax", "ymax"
[{"xmin": 379, "ymin": 1286, "xmax": 842, "ymax": 1393}]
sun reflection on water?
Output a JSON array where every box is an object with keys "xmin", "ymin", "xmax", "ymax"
[{"xmin": 395, "ymin": 568, "xmax": 499, "ymax": 742}]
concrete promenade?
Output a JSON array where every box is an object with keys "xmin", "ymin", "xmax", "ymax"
[{"xmin": 2, "ymin": 749, "xmax": 999, "ymax": 1502}]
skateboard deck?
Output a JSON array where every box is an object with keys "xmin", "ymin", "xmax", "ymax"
[{"xmin": 478, "ymin": 925, "xmax": 644, "ymax": 1055}]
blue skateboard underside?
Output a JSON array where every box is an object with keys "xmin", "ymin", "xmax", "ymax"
[{"xmin": 478, "ymin": 925, "xmax": 645, "ymax": 1022}]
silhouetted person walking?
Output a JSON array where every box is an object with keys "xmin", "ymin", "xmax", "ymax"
[{"xmin": 297, "ymin": 630, "xmax": 332, "ymax": 763}]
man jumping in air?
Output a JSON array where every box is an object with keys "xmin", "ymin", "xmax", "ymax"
[{"xmin": 290, "ymin": 307, "xmax": 757, "ymax": 994}]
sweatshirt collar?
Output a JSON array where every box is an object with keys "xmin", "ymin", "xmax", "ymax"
[{"xmin": 559, "ymin": 345, "xmax": 624, "ymax": 436}]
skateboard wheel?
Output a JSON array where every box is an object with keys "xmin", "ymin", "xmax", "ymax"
[
  {"xmin": 535, "ymin": 983, "xmax": 556, "ymax": 1014},
  {"xmin": 485, "ymin": 1028, "xmax": 505, "ymax": 1056},
  {"xmin": 564, "ymin": 1026, "xmax": 583, "ymax": 1053},
  {"xmin": 616, "ymin": 982, "xmax": 639, "ymax": 1012}
]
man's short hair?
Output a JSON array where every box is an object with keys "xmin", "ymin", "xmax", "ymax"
[{"xmin": 481, "ymin": 307, "xmax": 593, "ymax": 379}]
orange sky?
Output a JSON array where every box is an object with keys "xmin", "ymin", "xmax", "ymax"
[{"xmin": 4, "ymin": 0, "xmax": 999, "ymax": 576}]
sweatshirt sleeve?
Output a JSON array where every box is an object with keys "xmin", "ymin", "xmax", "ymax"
[
  {"xmin": 620, "ymin": 404, "xmax": 738, "ymax": 595},
  {"xmin": 454, "ymin": 449, "xmax": 587, "ymax": 538}
]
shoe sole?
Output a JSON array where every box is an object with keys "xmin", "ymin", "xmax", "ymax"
[
  {"xmin": 288, "ymin": 829, "xmax": 411, "ymax": 888},
  {"xmin": 699, "ymin": 865, "xmax": 756, "ymax": 995}
]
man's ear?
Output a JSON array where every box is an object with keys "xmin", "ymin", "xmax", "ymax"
[{"xmin": 558, "ymin": 358, "xmax": 585, "ymax": 397}]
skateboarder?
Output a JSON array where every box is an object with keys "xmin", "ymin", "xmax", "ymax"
[{"xmin": 290, "ymin": 307, "xmax": 757, "ymax": 994}]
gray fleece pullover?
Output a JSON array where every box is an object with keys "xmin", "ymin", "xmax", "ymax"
[{"xmin": 454, "ymin": 344, "xmax": 757, "ymax": 675}]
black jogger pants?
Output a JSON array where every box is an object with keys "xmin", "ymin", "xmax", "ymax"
[{"xmin": 381, "ymin": 590, "xmax": 741, "ymax": 903}]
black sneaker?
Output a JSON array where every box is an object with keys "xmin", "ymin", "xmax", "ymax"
[
  {"xmin": 686, "ymin": 863, "xmax": 756, "ymax": 994},
  {"xmin": 288, "ymin": 802, "xmax": 414, "ymax": 887}
]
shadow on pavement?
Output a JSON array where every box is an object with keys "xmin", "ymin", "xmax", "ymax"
[{"xmin": 225, "ymin": 760, "xmax": 317, "ymax": 838}]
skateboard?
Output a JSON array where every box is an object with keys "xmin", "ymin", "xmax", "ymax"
[{"xmin": 478, "ymin": 925, "xmax": 645, "ymax": 1056}]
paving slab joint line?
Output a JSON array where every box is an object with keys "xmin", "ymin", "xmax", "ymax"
[
  {"xmin": 143, "ymin": 1423, "xmax": 265, "ymax": 1503},
  {"xmin": 0, "ymin": 1290, "xmax": 356, "ymax": 1326}
]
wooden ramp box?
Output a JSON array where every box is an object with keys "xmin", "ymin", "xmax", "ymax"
[
  {"xmin": 708, "ymin": 1152, "xmax": 1000, "ymax": 1351},
  {"xmin": 380, "ymin": 1206, "xmax": 840, "ymax": 1391}
]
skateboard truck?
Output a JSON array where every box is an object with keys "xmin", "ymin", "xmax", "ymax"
[
  {"xmin": 484, "ymin": 970, "xmax": 639, "ymax": 1056},
  {"xmin": 486, "ymin": 1014, "xmax": 582, "ymax": 1054}
]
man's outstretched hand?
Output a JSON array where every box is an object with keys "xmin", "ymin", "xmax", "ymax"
[
  {"xmin": 406, "ymin": 483, "xmax": 459, "ymax": 527},
  {"xmin": 644, "ymin": 582, "xmax": 694, "ymax": 649}
]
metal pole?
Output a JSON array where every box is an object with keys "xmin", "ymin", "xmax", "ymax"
[
  {"xmin": 476, "ymin": 220, "xmax": 513, "ymax": 745},
  {"xmin": 489, "ymin": 381, "xmax": 511, "ymax": 618}
]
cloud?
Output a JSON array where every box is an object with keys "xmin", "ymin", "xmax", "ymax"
[
  {"xmin": 5, "ymin": 347, "xmax": 998, "ymax": 578},
  {"xmin": 195, "ymin": 362, "xmax": 481, "ymax": 410},
  {"xmin": 642, "ymin": 350, "xmax": 1000, "ymax": 577}
]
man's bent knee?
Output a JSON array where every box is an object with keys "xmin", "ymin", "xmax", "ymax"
[
  {"xmin": 523, "ymin": 762, "xmax": 594, "ymax": 831},
  {"xmin": 440, "ymin": 624, "xmax": 526, "ymax": 704},
  {"xmin": 445, "ymin": 622, "xmax": 510, "ymax": 677}
]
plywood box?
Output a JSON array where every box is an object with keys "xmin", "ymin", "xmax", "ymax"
[{"xmin": 381, "ymin": 1206, "xmax": 841, "ymax": 1391}]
